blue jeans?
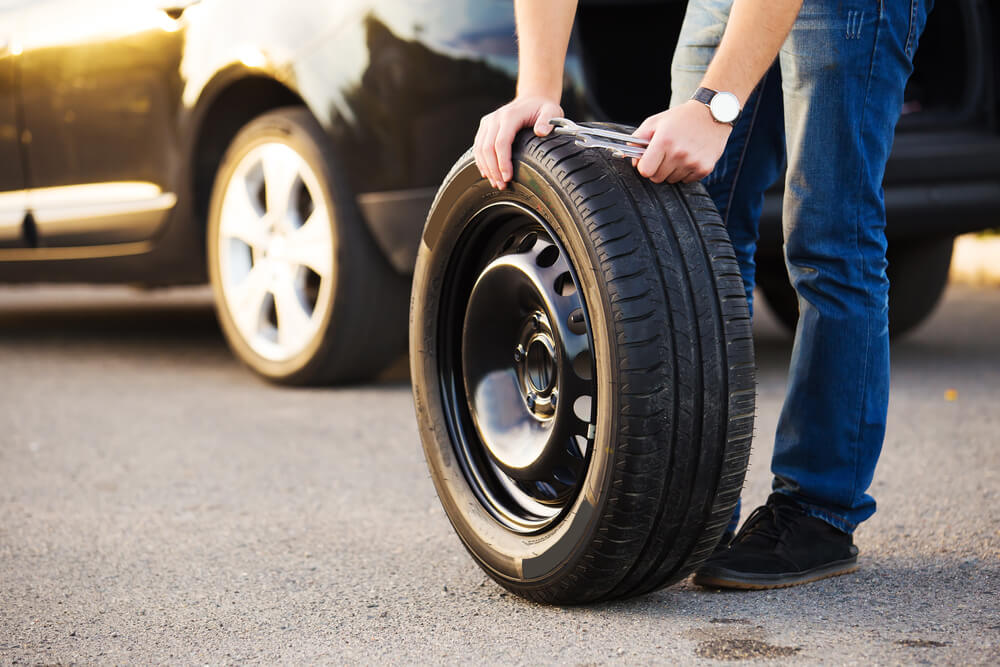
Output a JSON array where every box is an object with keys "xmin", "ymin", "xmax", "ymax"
[{"xmin": 670, "ymin": 0, "xmax": 934, "ymax": 533}]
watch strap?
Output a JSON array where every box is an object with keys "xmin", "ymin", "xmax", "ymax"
[{"xmin": 691, "ymin": 87, "xmax": 716, "ymax": 106}]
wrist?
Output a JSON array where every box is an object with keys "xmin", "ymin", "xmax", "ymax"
[
  {"xmin": 516, "ymin": 80, "xmax": 562, "ymax": 103},
  {"xmin": 683, "ymin": 100, "xmax": 735, "ymax": 133}
]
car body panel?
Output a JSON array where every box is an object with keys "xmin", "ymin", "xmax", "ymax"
[
  {"xmin": 0, "ymin": 11, "xmax": 27, "ymax": 247},
  {"xmin": 15, "ymin": 0, "xmax": 187, "ymax": 246}
]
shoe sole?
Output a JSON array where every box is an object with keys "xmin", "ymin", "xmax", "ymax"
[{"xmin": 692, "ymin": 557, "xmax": 859, "ymax": 590}]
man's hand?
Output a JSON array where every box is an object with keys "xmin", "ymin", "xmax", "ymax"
[
  {"xmin": 474, "ymin": 96, "xmax": 564, "ymax": 190},
  {"xmin": 632, "ymin": 100, "xmax": 733, "ymax": 184}
]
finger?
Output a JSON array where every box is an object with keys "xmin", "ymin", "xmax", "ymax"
[
  {"xmin": 681, "ymin": 168, "xmax": 705, "ymax": 184},
  {"xmin": 658, "ymin": 149, "xmax": 693, "ymax": 184},
  {"xmin": 481, "ymin": 119, "xmax": 502, "ymax": 189},
  {"xmin": 632, "ymin": 113, "xmax": 664, "ymax": 170},
  {"xmin": 636, "ymin": 139, "xmax": 666, "ymax": 180},
  {"xmin": 631, "ymin": 116, "xmax": 657, "ymax": 141},
  {"xmin": 663, "ymin": 164, "xmax": 689, "ymax": 184},
  {"xmin": 534, "ymin": 103, "xmax": 563, "ymax": 136},
  {"xmin": 495, "ymin": 123, "xmax": 520, "ymax": 187},
  {"xmin": 473, "ymin": 119, "xmax": 489, "ymax": 181},
  {"xmin": 477, "ymin": 119, "xmax": 499, "ymax": 188}
]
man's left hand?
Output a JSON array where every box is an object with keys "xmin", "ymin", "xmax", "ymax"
[{"xmin": 631, "ymin": 100, "xmax": 733, "ymax": 184}]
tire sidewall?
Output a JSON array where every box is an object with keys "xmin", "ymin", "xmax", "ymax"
[
  {"xmin": 207, "ymin": 110, "xmax": 341, "ymax": 382},
  {"xmin": 410, "ymin": 151, "xmax": 621, "ymax": 590}
]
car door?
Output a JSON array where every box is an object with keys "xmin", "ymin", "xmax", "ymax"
[
  {"xmin": 0, "ymin": 2, "xmax": 27, "ymax": 248},
  {"xmin": 16, "ymin": 0, "xmax": 191, "ymax": 247}
]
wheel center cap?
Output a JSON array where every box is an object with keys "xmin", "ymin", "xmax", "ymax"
[
  {"xmin": 513, "ymin": 312, "xmax": 559, "ymax": 420},
  {"xmin": 525, "ymin": 335, "xmax": 556, "ymax": 395},
  {"xmin": 268, "ymin": 235, "xmax": 287, "ymax": 260}
]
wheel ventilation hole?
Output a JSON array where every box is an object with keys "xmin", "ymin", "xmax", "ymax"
[
  {"xmin": 536, "ymin": 244, "xmax": 560, "ymax": 268},
  {"xmin": 572, "ymin": 349, "xmax": 593, "ymax": 381},
  {"xmin": 516, "ymin": 232, "xmax": 538, "ymax": 253},
  {"xmin": 555, "ymin": 272, "xmax": 577, "ymax": 297}
]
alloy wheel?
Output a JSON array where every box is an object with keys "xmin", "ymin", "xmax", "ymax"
[{"xmin": 217, "ymin": 142, "xmax": 335, "ymax": 362}]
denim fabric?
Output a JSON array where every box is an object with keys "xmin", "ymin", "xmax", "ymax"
[{"xmin": 670, "ymin": 0, "xmax": 933, "ymax": 533}]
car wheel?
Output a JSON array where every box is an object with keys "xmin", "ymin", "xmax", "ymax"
[
  {"xmin": 409, "ymin": 128, "xmax": 755, "ymax": 604},
  {"xmin": 757, "ymin": 237, "xmax": 954, "ymax": 339},
  {"xmin": 207, "ymin": 107, "xmax": 408, "ymax": 384}
]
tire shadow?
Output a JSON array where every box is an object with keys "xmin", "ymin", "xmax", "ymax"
[
  {"xmin": 0, "ymin": 286, "xmax": 413, "ymax": 386},
  {"xmin": 0, "ymin": 286, "xmax": 222, "ymax": 344},
  {"xmin": 0, "ymin": 301, "xmax": 223, "ymax": 343}
]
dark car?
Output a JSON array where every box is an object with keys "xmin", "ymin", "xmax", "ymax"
[{"xmin": 0, "ymin": 0, "xmax": 996, "ymax": 383}]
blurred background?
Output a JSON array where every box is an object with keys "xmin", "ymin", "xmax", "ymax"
[{"xmin": 0, "ymin": 0, "xmax": 997, "ymax": 383}]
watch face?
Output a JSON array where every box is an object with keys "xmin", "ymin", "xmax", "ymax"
[{"xmin": 709, "ymin": 92, "xmax": 741, "ymax": 124}]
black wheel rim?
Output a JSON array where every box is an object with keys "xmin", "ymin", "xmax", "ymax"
[{"xmin": 438, "ymin": 201, "xmax": 597, "ymax": 534}]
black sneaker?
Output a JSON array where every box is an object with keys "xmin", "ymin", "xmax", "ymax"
[
  {"xmin": 710, "ymin": 529, "xmax": 736, "ymax": 557},
  {"xmin": 693, "ymin": 493, "xmax": 859, "ymax": 590}
]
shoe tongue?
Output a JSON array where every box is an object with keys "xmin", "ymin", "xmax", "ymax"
[
  {"xmin": 729, "ymin": 506, "xmax": 778, "ymax": 549},
  {"xmin": 734, "ymin": 496, "xmax": 803, "ymax": 548}
]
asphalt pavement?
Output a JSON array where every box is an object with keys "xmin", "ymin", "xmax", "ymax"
[{"xmin": 0, "ymin": 283, "xmax": 997, "ymax": 665}]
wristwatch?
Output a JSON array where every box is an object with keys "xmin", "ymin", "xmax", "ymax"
[{"xmin": 691, "ymin": 87, "xmax": 742, "ymax": 126}]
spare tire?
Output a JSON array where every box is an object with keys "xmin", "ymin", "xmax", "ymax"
[{"xmin": 409, "ymin": 127, "xmax": 755, "ymax": 604}]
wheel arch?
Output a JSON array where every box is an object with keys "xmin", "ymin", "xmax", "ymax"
[{"xmin": 188, "ymin": 72, "xmax": 307, "ymax": 245}]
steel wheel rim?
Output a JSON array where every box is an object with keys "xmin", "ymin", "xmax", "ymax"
[
  {"xmin": 439, "ymin": 201, "xmax": 597, "ymax": 534},
  {"xmin": 217, "ymin": 142, "xmax": 335, "ymax": 362}
]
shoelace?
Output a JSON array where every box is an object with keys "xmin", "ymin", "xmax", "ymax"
[{"xmin": 731, "ymin": 502, "xmax": 801, "ymax": 547}]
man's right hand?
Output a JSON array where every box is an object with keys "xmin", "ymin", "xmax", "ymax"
[{"xmin": 474, "ymin": 96, "xmax": 564, "ymax": 190}]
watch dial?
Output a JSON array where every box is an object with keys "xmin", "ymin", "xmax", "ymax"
[{"xmin": 710, "ymin": 93, "xmax": 740, "ymax": 123}]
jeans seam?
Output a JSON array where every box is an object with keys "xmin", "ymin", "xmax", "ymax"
[
  {"xmin": 847, "ymin": 1, "xmax": 885, "ymax": 507},
  {"xmin": 904, "ymin": 0, "xmax": 919, "ymax": 59},
  {"xmin": 774, "ymin": 489, "xmax": 858, "ymax": 533},
  {"xmin": 720, "ymin": 68, "xmax": 770, "ymax": 227},
  {"xmin": 802, "ymin": 504, "xmax": 858, "ymax": 534}
]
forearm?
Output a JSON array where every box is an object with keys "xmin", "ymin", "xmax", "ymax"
[
  {"xmin": 514, "ymin": 0, "xmax": 578, "ymax": 100},
  {"xmin": 700, "ymin": 0, "xmax": 803, "ymax": 104}
]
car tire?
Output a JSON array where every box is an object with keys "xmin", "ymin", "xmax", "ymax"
[
  {"xmin": 757, "ymin": 237, "xmax": 954, "ymax": 339},
  {"xmin": 409, "ymin": 127, "xmax": 755, "ymax": 604},
  {"xmin": 207, "ymin": 107, "xmax": 408, "ymax": 384}
]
